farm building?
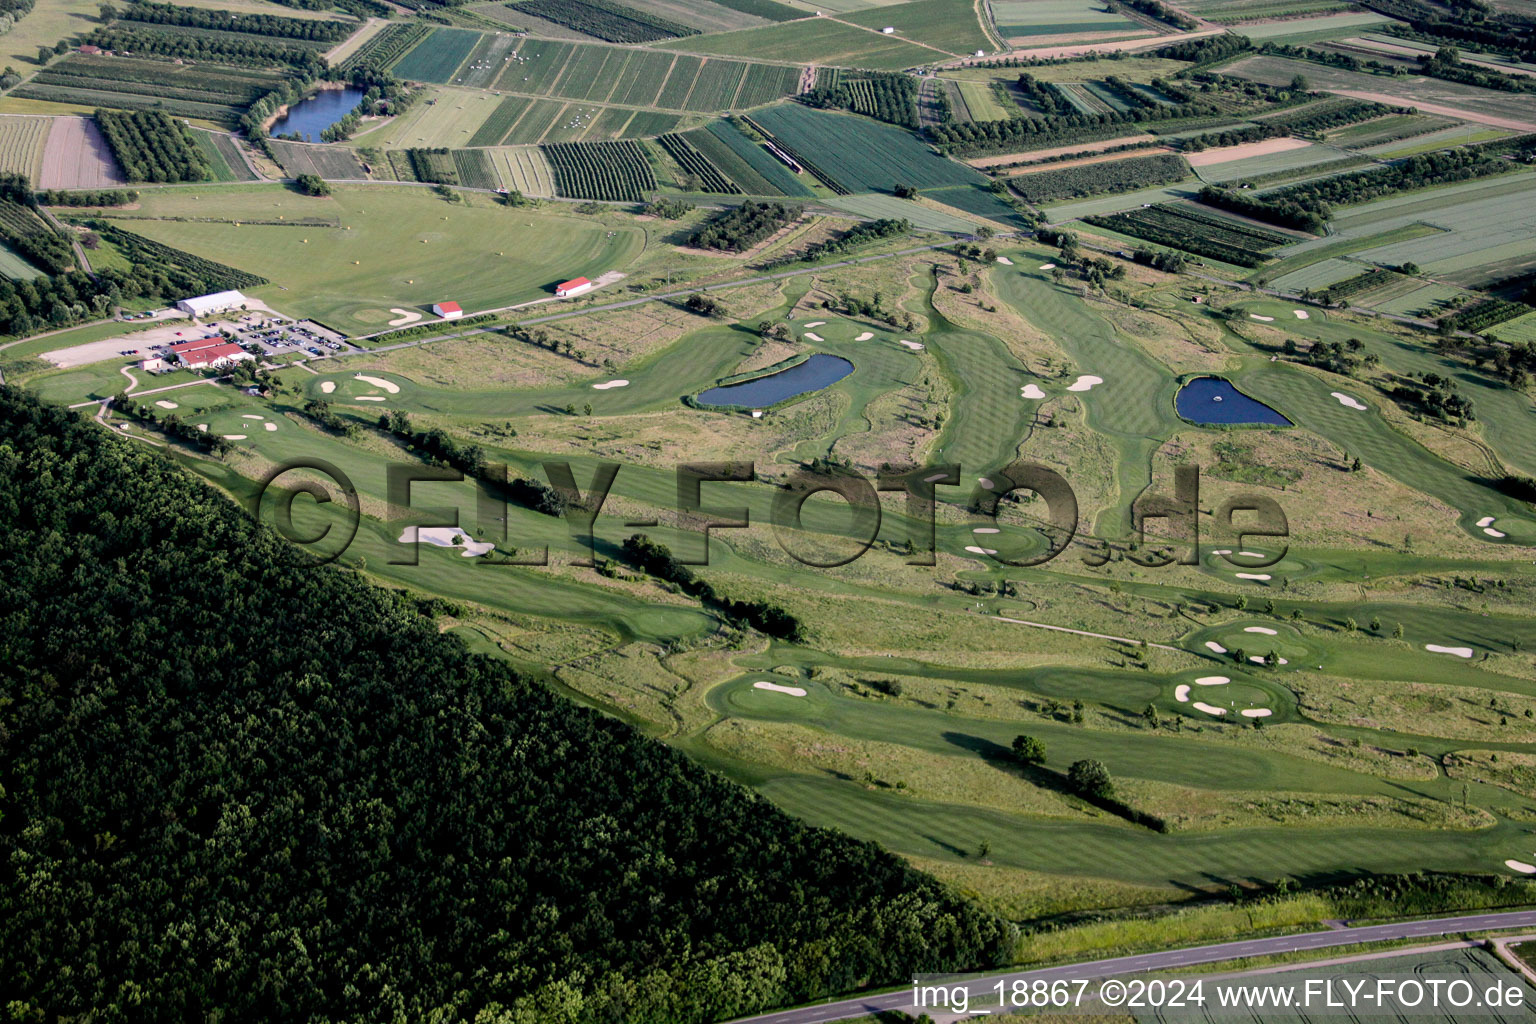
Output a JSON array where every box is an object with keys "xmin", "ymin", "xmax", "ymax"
[
  {"xmin": 556, "ymin": 277, "xmax": 592, "ymax": 298},
  {"xmin": 176, "ymin": 290, "xmax": 247, "ymax": 318},
  {"xmin": 432, "ymin": 301, "xmax": 463, "ymax": 319}
]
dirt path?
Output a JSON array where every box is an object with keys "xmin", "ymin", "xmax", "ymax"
[
  {"xmin": 797, "ymin": 64, "xmax": 815, "ymax": 94},
  {"xmin": 118, "ymin": 365, "xmax": 139, "ymax": 393}
]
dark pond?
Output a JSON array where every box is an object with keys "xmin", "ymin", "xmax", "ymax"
[
  {"xmin": 696, "ymin": 354, "xmax": 855, "ymax": 408},
  {"xmin": 1175, "ymin": 376, "xmax": 1291, "ymax": 426},
  {"xmin": 269, "ymin": 87, "xmax": 368, "ymax": 143}
]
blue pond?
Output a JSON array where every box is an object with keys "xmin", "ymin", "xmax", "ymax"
[
  {"xmin": 268, "ymin": 87, "xmax": 367, "ymax": 143},
  {"xmin": 1176, "ymin": 376, "xmax": 1291, "ymax": 426},
  {"xmin": 696, "ymin": 354, "xmax": 855, "ymax": 408}
]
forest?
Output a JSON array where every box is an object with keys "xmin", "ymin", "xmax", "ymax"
[{"xmin": 0, "ymin": 386, "xmax": 1013, "ymax": 1023}]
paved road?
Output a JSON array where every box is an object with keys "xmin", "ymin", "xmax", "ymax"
[{"xmin": 725, "ymin": 909, "xmax": 1536, "ymax": 1024}]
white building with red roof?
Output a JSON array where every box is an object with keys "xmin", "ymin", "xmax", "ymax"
[
  {"xmin": 431, "ymin": 301, "xmax": 463, "ymax": 319},
  {"xmin": 556, "ymin": 277, "xmax": 592, "ymax": 298}
]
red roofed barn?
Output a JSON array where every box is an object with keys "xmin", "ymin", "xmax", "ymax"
[{"xmin": 556, "ymin": 277, "xmax": 592, "ymax": 298}]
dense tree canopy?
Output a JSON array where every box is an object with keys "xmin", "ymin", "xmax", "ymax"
[{"xmin": 0, "ymin": 387, "xmax": 1012, "ymax": 1022}]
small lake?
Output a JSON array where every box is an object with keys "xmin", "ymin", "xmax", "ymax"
[
  {"xmin": 1176, "ymin": 376, "xmax": 1291, "ymax": 426},
  {"xmin": 696, "ymin": 354, "xmax": 854, "ymax": 408},
  {"xmin": 268, "ymin": 87, "xmax": 367, "ymax": 142}
]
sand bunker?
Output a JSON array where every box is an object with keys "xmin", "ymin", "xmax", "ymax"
[
  {"xmin": 398, "ymin": 526, "xmax": 494, "ymax": 557},
  {"xmin": 1236, "ymin": 573, "xmax": 1272, "ymax": 581},
  {"xmin": 804, "ymin": 332, "xmax": 824, "ymax": 342},
  {"xmin": 1193, "ymin": 702, "xmax": 1227, "ymax": 716},
  {"xmin": 222, "ymin": 434, "xmax": 247, "ymax": 440},
  {"xmin": 1175, "ymin": 684, "xmax": 1191, "ymax": 702},
  {"xmin": 1211, "ymin": 549, "xmax": 1231, "ymax": 556},
  {"xmin": 1194, "ymin": 676, "xmax": 1229, "ymax": 686},
  {"xmin": 924, "ymin": 472, "xmax": 948, "ymax": 483},
  {"xmin": 320, "ymin": 381, "xmax": 336, "ymax": 393},
  {"xmin": 753, "ymin": 680, "xmax": 807, "ymax": 697},
  {"xmin": 197, "ymin": 423, "xmax": 207, "ymax": 431},
  {"xmin": 1205, "ymin": 641, "xmax": 1227, "ymax": 654},
  {"xmin": 996, "ymin": 256, "xmax": 1013, "ymax": 265},
  {"xmin": 964, "ymin": 546, "xmax": 998, "ymax": 555},
  {"xmin": 1039, "ymin": 263, "xmax": 1056, "ymax": 270},
  {"xmin": 1331, "ymin": 392, "xmax": 1368, "ymax": 410},
  {"xmin": 264, "ymin": 422, "xmax": 277, "ymax": 431},
  {"xmin": 1245, "ymin": 626, "xmax": 1278, "ymax": 635},
  {"xmin": 1066, "ymin": 375, "xmax": 1103, "ymax": 392},
  {"xmin": 973, "ymin": 527, "xmax": 1000, "ymax": 534},
  {"xmin": 1294, "ymin": 310, "xmax": 1309, "ymax": 320},
  {"xmin": 854, "ymin": 332, "xmax": 874, "ymax": 341},
  {"xmin": 1425, "ymin": 644, "xmax": 1473, "ymax": 658},
  {"xmin": 1020, "ymin": 383, "xmax": 1045, "ymax": 399},
  {"xmin": 898, "ymin": 339, "xmax": 925, "ymax": 350},
  {"xmin": 1478, "ymin": 516, "xmax": 1496, "ymax": 527},
  {"xmin": 803, "ymin": 321, "xmax": 825, "ymax": 328},
  {"xmin": 1507, "ymin": 859, "xmax": 1536, "ymax": 874},
  {"xmin": 592, "ymin": 379, "xmax": 629, "ymax": 390},
  {"xmin": 1238, "ymin": 551, "xmax": 1266, "ymax": 558},
  {"xmin": 978, "ymin": 477, "xmax": 995, "ymax": 489},
  {"xmin": 1250, "ymin": 314, "xmax": 1275, "ymax": 322},
  {"xmin": 1241, "ymin": 708, "xmax": 1273, "ymax": 718},
  {"xmin": 356, "ymin": 395, "xmax": 387, "ymax": 402},
  {"xmin": 1250, "ymin": 655, "xmax": 1288, "ymax": 665},
  {"xmin": 155, "ymin": 400, "xmax": 178, "ymax": 410},
  {"xmin": 388, "ymin": 308, "xmax": 422, "ymax": 327},
  {"xmin": 355, "ymin": 374, "xmax": 400, "ymax": 394},
  {"xmin": 241, "ymin": 414, "xmax": 264, "ymax": 420}
]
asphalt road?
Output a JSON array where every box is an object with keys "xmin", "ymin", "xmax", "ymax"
[{"xmin": 725, "ymin": 909, "xmax": 1536, "ymax": 1024}]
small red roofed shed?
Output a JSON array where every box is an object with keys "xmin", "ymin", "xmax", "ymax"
[
  {"xmin": 556, "ymin": 277, "xmax": 592, "ymax": 298},
  {"xmin": 431, "ymin": 301, "xmax": 463, "ymax": 319}
]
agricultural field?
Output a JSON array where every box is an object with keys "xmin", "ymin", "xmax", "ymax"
[
  {"xmin": 1196, "ymin": 141, "xmax": 1360, "ymax": 184},
  {"xmin": 36, "ymin": 116, "xmax": 125, "ymax": 189},
  {"xmin": 489, "ymin": 40, "xmax": 802, "ymax": 112},
  {"xmin": 0, "ymin": 116, "xmax": 52, "ymax": 181},
  {"xmin": 268, "ymin": 140, "xmax": 366, "ymax": 180},
  {"xmin": 1233, "ymin": 10, "xmax": 1394, "ymax": 42},
  {"xmin": 12, "ymin": 55, "xmax": 290, "ymax": 126},
  {"xmin": 65, "ymin": 184, "xmax": 647, "ymax": 333},
  {"xmin": 1224, "ymin": 55, "xmax": 1536, "ymax": 131},
  {"xmin": 842, "ymin": 0, "xmax": 996, "ymax": 55},
  {"xmin": 389, "ymin": 27, "xmax": 485, "ymax": 84},
  {"xmin": 673, "ymin": 120, "xmax": 814, "ymax": 196},
  {"xmin": 618, "ymin": 0, "xmax": 779, "ymax": 33},
  {"xmin": 659, "ymin": 18, "xmax": 949, "ymax": 69},
  {"xmin": 488, "ymin": 145, "xmax": 556, "ymax": 195},
  {"xmin": 750, "ymin": 104, "xmax": 997, "ymax": 196},
  {"xmin": 542, "ymin": 139, "xmax": 657, "ymax": 201},
  {"xmin": 1008, "ymin": 152, "xmax": 1190, "ymax": 202},
  {"xmin": 1263, "ymin": 172, "xmax": 1536, "ymax": 287},
  {"xmin": 360, "ymin": 87, "xmax": 513, "ymax": 149},
  {"xmin": 0, "ymin": 238, "xmax": 44, "ymax": 279},
  {"xmin": 188, "ymin": 129, "xmax": 255, "ymax": 182},
  {"xmin": 989, "ymin": 0, "xmax": 1148, "ymax": 44}
]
